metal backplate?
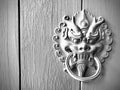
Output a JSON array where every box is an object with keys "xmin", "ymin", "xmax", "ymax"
[{"xmin": 53, "ymin": 9, "xmax": 112, "ymax": 82}]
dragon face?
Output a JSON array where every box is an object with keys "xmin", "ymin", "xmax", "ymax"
[
  {"xmin": 60, "ymin": 10, "xmax": 104, "ymax": 62},
  {"xmin": 53, "ymin": 9, "xmax": 112, "ymax": 78}
]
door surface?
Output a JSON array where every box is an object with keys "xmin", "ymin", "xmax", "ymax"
[
  {"xmin": 0, "ymin": 0, "xmax": 120, "ymax": 90},
  {"xmin": 20, "ymin": 0, "xmax": 120, "ymax": 90},
  {"xmin": 0, "ymin": 0, "xmax": 19, "ymax": 90}
]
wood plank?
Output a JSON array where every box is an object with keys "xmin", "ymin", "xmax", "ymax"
[
  {"xmin": 83, "ymin": 0, "xmax": 120, "ymax": 90},
  {"xmin": 0, "ymin": 0, "xmax": 19, "ymax": 90},
  {"xmin": 20, "ymin": 0, "xmax": 82, "ymax": 90}
]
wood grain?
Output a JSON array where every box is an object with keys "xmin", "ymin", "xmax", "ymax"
[
  {"xmin": 82, "ymin": 0, "xmax": 120, "ymax": 90},
  {"xmin": 0, "ymin": 0, "xmax": 19, "ymax": 90},
  {"xmin": 20, "ymin": 0, "xmax": 82, "ymax": 90}
]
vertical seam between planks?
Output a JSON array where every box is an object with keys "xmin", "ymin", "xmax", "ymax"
[
  {"xmin": 79, "ymin": 81, "xmax": 81, "ymax": 90},
  {"xmin": 79, "ymin": 0, "xmax": 83, "ymax": 90},
  {"xmin": 81, "ymin": 0, "xmax": 83, "ymax": 10},
  {"xmin": 18, "ymin": 0, "xmax": 21, "ymax": 90}
]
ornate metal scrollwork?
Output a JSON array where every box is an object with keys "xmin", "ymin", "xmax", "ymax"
[{"xmin": 53, "ymin": 9, "xmax": 112, "ymax": 82}]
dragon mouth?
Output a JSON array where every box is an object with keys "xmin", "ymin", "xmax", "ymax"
[
  {"xmin": 71, "ymin": 53, "xmax": 91, "ymax": 65},
  {"xmin": 78, "ymin": 53, "xmax": 90, "ymax": 62},
  {"xmin": 70, "ymin": 53, "xmax": 91, "ymax": 76}
]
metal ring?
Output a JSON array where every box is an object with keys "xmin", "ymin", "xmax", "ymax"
[{"xmin": 65, "ymin": 54, "xmax": 101, "ymax": 82}]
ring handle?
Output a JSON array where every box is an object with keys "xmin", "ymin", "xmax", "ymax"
[{"xmin": 65, "ymin": 54, "xmax": 101, "ymax": 82}]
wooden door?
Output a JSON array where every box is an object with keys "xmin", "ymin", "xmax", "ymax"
[
  {"xmin": 20, "ymin": 0, "xmax": 80, "ymax": 90},
  {"xmin": 83, "ymin": 0, "xmax": 120, "ymax": 90},
  {"xmin": 8, "ymin": 0, "xmax": 120, "ymax": 90},
  {"xmin": 0, "ymin": 0, "xmax": 19, "ymax": 90}
]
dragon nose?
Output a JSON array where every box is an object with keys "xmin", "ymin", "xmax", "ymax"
[
  {"xmin": 84, "ymin": 45, "xmax": 91, "ymax": 51},
  {"xmin": 79, "ymin": 44, "xmax": 91, "ymax": 51}
]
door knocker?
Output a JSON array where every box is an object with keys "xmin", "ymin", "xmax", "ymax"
[{"xmin": 52, "ymin": 9, "xmax": 112, "ymax": 82}]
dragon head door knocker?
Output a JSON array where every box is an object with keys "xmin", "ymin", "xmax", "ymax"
[{"xmin": 53, "ymin": 9, "xmax": 112, "ymax": 82}]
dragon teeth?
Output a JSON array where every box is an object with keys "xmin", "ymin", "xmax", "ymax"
[{"xmin": 78, "ymin": 53, "xmax": 90, "ymax": 61}]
